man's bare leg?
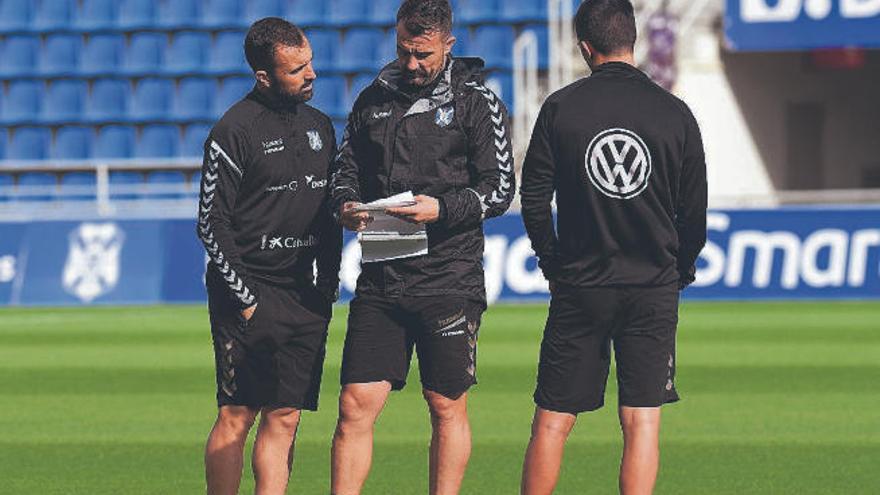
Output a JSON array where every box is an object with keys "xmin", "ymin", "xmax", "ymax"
[
  {"xmin": 618, "ymin": 406, "xmax": 661, "ymax": 495},
  {"xmin": 205, "ymin": 405, "xmax": 258, "ymax": 495},
  {"xmin": 424, "ymin": 390, "xmax": 471, "ymax": 495},
  {"xmin": 331, "ymin": 382, "xmax": 392, "ymax": 495},
  {"xmin": 252, "ymin": 407, "xmax": 302, "ymax": 495},
  {"xmin": 520, "ymin": 407, "xmax": 577, "ymax": 495}
]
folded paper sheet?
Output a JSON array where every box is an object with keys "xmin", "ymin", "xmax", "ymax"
[{"xmin": 356, "ymin": 192, "xmax": 429, "ymax": 263}]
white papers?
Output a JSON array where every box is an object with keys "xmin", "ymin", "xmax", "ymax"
[{"xmin": 357, "ymin": 191, "xmax": 429, "ymax": 263}]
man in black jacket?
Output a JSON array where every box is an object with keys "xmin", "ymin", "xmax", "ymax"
[
  {"xmin": 329, "ymin": 1, "xmax": 514, "ymax": 493},
  {"xmin": 519, "ymin": 1, "xmax": 707, "ymax": 494},
  {"xmin": 198, "ymin": 18, "xmax": 341, "ymax": 495}
]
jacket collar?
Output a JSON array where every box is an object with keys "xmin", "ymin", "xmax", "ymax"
[
  {"xmin": 374, "ymin": 56, "xmax": 486, "ymax": 118},
  {"xmin": 247, "ymin": 87, "xmax": 303, "ymax": 116}
]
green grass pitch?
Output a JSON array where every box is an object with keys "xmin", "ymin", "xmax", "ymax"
[{"xmin": 0, "ymin": 302, "xmax": 878, "ymax": 494}]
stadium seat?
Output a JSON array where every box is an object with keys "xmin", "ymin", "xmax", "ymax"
[
  {"xmin": 190, "ymin": 171, "xmax": 202, "ymax": 193},
  {"xmin": 135, "ymin": 125, "xmax": 179, "ymax": 158},
  {"xmin": 181, "ymin": 124, "xmax": 210, "ymax": 157},
  {"xmin": 208, "ymin": 31, "xmax": 249, "ymax": 75},
  {"xmin": 520, "ymin": 24, "xmax": 549, "ymax": 69},
  {"xmin": 123, "ymin": 32, "xmax": 166, "ymax": 76},
  {"xmin": 0, "ymin": 129, "xmax": 5, "ymax": 160},
  {"xmin": 451, "ymin": 27, "xmax": 471, "ymax": 57},
  {"xmin": 51, "ymin": 126, "xmax": 92, "ymax": 160},
  {"xmin": 0, "ymin": 173, "xmax": 12, "ymax": 202},
  {"xmin": 17, "ymin": 173, "xmax": 57, "ymax": 201},
  {"xmin": 75, "ymin": 0, "xmax": 118, "ymax": 30},
  {"xmin": 109, "ymin": 171, "xmax": 143, "ymax": 200},
  {"xmin": 117, "ymin": 0, "xmax": 156, "ymax": 29},
  {"xmin": 485, "ymin": 71, "xmax": 513, "ymax": 114},
  {"xmin": 336, "ymin": 29, "xmax": 383, "ymax": 73},
  {"xmin": 457, "ymin": 0, "xmax": 500, "ymax": 24},
  {"xmin": 200, "ymin": 0, "xmax": 244, "ymax": 28},
  {"xmin": 164, "ymin": 31, "xmax": 210, "ymax": 75},
  {"xmin": 213, "ymin": 77, "xmax": 253, "ymax": 117},
  {"xmin": 38, "ymin": 34, "xmax": 80, "ymax": 77},
  {"xmin": 345, "ymin": 73, "xmax": 374, "ymax": 110},
  {"xmin": 0, "ymin": 0, "xmax": 34, "ymax": 33},
  {"xmin": 0, "ymin": 36, "xmax": 40, "ymax": 77},
  {"xmin": 305, "ymin": 30, "xmax": 337, "ymax": 73},
  {"xmin": 59, "ymin": 172, "xmax": 97, "ymax": 201},
  {"xmin": 8, "ymin": 127, "xmax": 50, "ymax": 161},
  {"xmin": 310, "ymin": 76, "xmax": 346, "ymax": 119},
  {"xmin": 174, "ymin": 77, "xmax": 215, "ymax": 121},
  {"xmin": 80, "ymin": 34, "xmax": 124, "ymax": 76},
  {"xmin": 471, "ymin": 26, "xmax": 514, "ymax": 70},
  {"xmin": 145, "ymin": 170, "xmax": 187, "ymax": 199},
  {"xmin": 2, "ymin": 81, "xmax": 42, "ymax": 125},
  {"xmin": 157, "ymin": 0, "xmax": 201, "ymax": 28},
  {"xmin": 368, "ymin": 0, "xmax": 397, "ymax": 26},
  {"xmin": 501, "ymin": 0, "xmax": 547, "ymax": 22},
  {"xmin": 286, "ymin": 0, "xmax": 326, "ymax": 27},
  {"xmin": 92, "ymin": 125, "xmax": 135, "ymax": 159},
  {"xmin": 327, "ymin": 0, "xmax": 368, "ymax": 27},
  {"xmin": 333, "ymin": 120, "xmax": 345, "ymax": 145},
  {"xmin": 33, "ymin": 0, "xmax": 76, "ymax": 30},
  {"xmin": 245, "ymin": 0, "xmax": 283, "ymax": 24},
  {"xmin": 42, "ymin": 80, "xmax": 87, "ymax": 123},
  {"xmin": 85, "ymin": 79, "xmax": 130, "ymax": 123},
  {"xmin": 130, "ymin": 78, "xmax": 174, "ymax": 121}
]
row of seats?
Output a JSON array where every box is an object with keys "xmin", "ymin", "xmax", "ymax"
[
  {"xmin": 0, "ymin": 25, "xmax": 548, "ymax": 79},
  {"xmin": 0, "ymin": 170, "xmax": 200, "ymax": 202},
  {"xmin": 0, "ymin": 0, "xmax": 552, "ymax": 33}
]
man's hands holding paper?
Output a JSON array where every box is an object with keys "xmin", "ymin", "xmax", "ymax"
[
  {"xmin": 340, "ymin": 202, "xmax": 374, "ymax": 232},
  {"xmin": 385, "ymin": 195, "xmax": 440, "ymax": 224}
]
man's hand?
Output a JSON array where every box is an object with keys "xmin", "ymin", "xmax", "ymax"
[
  {"xmin": 241, "ymin": 303, "xmax": 257, "ymax": 321},
  {"xmin": 339, "ymin": 201, "xmax": 373, "ymax": 232},
  {"xmin": 385, "ymin": 195, "xmax": 440, "ymax": 224}
]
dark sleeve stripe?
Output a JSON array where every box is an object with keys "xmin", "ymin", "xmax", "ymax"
[
  {"xmin": 464, "ymin": 81, "xmax": 514, "ymax": 219},
  {"xmin": 197, "ymin": 141, "xmax": 255, "ymax": 306}
]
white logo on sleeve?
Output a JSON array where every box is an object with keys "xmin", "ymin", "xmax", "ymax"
[
  {"xmin": 585, "ymin": 128, "xmax": 652, "ymax": 200},
  {"xmin": 62, "ymin": 223, "xmax": 125, "ymax": 302},
  {"xmin": 307, "ymin": 130, "xmax": 323, "ymax": 151}
]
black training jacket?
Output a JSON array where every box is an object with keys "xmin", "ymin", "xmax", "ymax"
[
  {"xmin": 197, "ymin": 89, "xmax": 342, "ymax": 309},
  {"xmin": 521, "ymin": 62, "xmax": 707, "ymax": 288},
  {"xmin": 331, "ymin": 57, "xmax": 515, "ymax": 302}
]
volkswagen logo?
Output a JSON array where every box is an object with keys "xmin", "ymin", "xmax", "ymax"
[{"xmin": 585, "ymin": 128, "xmax": 652, "ymax": 200}]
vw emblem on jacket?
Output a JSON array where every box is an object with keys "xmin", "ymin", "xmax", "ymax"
[
  {"xmin": 435, "ymin": 106, "xmax": 454, "ymax": 128},
  {"xmin": 62, "ymin": 223, "xmax": 125, "ymax": 303},
  {"xmin": 585, "ymin": 128, "xmax": 653, "ymax": 200},
  {"xmin": 306, "ymin": 130, "xmax": 323, "ymax": 151}
]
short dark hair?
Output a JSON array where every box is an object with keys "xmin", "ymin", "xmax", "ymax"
[
  {"xmin": 244, "ymin": 17, "xmax": 305, "ymax": 72},
  {"xmin": 396, "ymin": 0, "xmax": 453, "ymax": 36},
  {"xmin": 574, "ymin": 0, "xmax": 637, "ymax": 55}
]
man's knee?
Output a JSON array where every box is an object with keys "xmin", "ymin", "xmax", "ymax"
[
  {"xmin": 531, "ymin": 408, "xmax": 576, "ymax": 440},
  {"xmin": 262, "ymin": 407, "xmax": 301, "ymax": 434},
  {"xmin": 618, "ymin": 406, "xmax": 661, "ymax": 434},
  {"xmin": 423, "ymin": 389, "xmax": 467, "ymax": 424},
  {"xmin": 215, "ymin": 406, "xmax": 258, "ymax": 438},
  {"xmin": 337, "ymin": 383, "xmax": 389, "ymax": 430}
]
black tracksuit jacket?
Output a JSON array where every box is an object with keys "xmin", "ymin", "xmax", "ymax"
[
  {"xmin": 521, "ymin": 62, "xmax": 707, "ymax": 288},
  {"xmin": 331, "ymin": 57, "xmax": 515, "ymax": 303},
  {"xmin": 197, "ymin": 89, "xmax": 342, "ymax": 309}
]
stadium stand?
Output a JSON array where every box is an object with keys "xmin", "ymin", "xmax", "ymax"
[
  {"xmin": 34, "ymin": 0, "xmax": 76, "ymax": 31},
  {"xmin": 8, "ymin": 127, "xmax": 50, "ymax": 161},
  {"xmin": 51, "ymin": 126, "xmax": 92, "ymax": 160},
  {"xmin": 118, "ymin": 0, "xmax": 157, "ymax": 30},
  {"xmin": 80, "ymin": 34, "xmax": 125, "ymax": 76}
]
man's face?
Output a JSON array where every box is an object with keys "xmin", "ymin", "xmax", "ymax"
[
  {"xmin": 266, "ymin": 40, "xmax": 316, "ymax": 104},
  {"xmin": 396, "ymin": 22, "xmax": 455, "ymax": 87}
]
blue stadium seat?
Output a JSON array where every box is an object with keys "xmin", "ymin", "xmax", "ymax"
[
  {"xmin": 457, "ymin": 0, "xmax": 500, "ymax": 24},
  {"xmin": 190, "ymin": 171, "xmax": 202, "ymax": 193},
  {"xmin": 17, "ymin": 173, "xmax": 57, "ymax": 201},
  {"xmin": 75, "ymin": 0, "xmax": 118, "ymax": 30},
  {"xmin": 345, "ymin": 73, "xmax": 374, "ymax": 111},
  {"xmin": 109, "ymin": 171, "xmax": 143, "ymax": 200},
  {"xmin": 92, "ymin": 125, "xmax": 135, "ymax": 159},
  {"xmin": 377, "ymin": 29, "xmax": 397, "ymax": 67},
  {"xmin": 38, "ymin": 34, "xmax": 80, "ymax": 77},
  {"xmin": 521, "ymin": 24, "xmax": 549, "ymax": 69},
  {"xmin": 200, "ymin": 0, "xmax": 244, "ymax": 28},
  {"xmin": 502, "ymin": 0, "xmax": 547, "ymax": 22},
  {"xmin": 135, "ymin": 125, "xmax": 179, "ymax": 158},
  {"xmin": 42, "ymin": 80, "xmax": 87, "ymax": 123},
  {"xmin": 9, "ymin": 127, "xmax": 50, "ymax": 161},
  {"xmin": 286, "ymin": 0, "xmax": 326, "ymax": 27},
  {"xmin": 52, "ymin": 126, "xmax": 92, "ymax": 160},
  {"xmin": 0, "ymin": 129, "xmax": 5, "ymax": 159},
  {"xmin": 0, "ymin": 173, "xmax": 12, "ymax": 202},
  {"xmin": 117, "ymin": 0, "xmax": 156, "ymax": 29},
  {"xmin": 59, "ymin": 172, "xmax": 97, "ymax": 201},
  {"xmin": 310, "ymin": 76, "xmax": 345, "ymax": 119},
  {"xmin": 34, "ymin": 0, "xmax": 76, "ymax": 30},
  {"xmin": 245, "ymin": 0, "xmax": 283, "ymax": 24},
  {"xmin": 333, "ymin": 120, "xmax": 345, "ymax": 145},
  {"xmin": 471, "ymin": 25, "xmax": 514, "ymax": 69},
  {"xmin": 130, "ymin": 78, "xmax": 173, "ymax": 121},
  {"xmin": 208, "ymin": 31, "xmax": 249, "ymax": 75},
  {"xmin": 0, "ymin": 0, "xmax": 34, "ymax": 33},
  {"xmin": 485, "ymin": 71, "xmax": 513, "ymax": 114},
  {"xmin": 181, "ymin": 124, "xmax": 210, "ymax": 158},
  {"xmin": 145, "ymin": 170, "xmax": 187, "ymax": 199},
  {"xmin": 164, "ymin": 31, "xmax": 210, "ymax": 75},
  {"xmin": 451, "ymin": 27, "xmax": 470, "ymax": 57},
  {"xmin": 213, "ymin": 77, "xmax": 253, "ymax": 117},
  {"xmin": 123, "ymin": 32, "xmax": 166, "ymax": 76},
  {"xmin": 305, "ymin": 30, "xmax": 337, "ymax": 73},
  {"xmin": 80, "ymin": 34, "xmax": 124, "ymax": 76},
  {"xmin": 86, "ymin": 79, "xmax": 130, "ymax": 123},
  {"xmin": 3, "ymin": 81, "xmax": 42, "ymax": 125},
  {"xmin": 158, "ymin": 0, "xmax": 200, "ymax": 28},
  {"xmin": 336, "ymin": 29, "xmax": 383, "ymax": 72},
  {"xmin": 0, "ymin": 36, "xmax": 39, "ymax": 77},
  {"xmin": 174, "ymin": 77, "xmax": 215, "ymax": 121},
  {"xmin": 368, "ymin": 0, "xmax": 397, "ymax": 26},
  {"xmin": 327, "ymin": 0, "xmax": 368, "ymax": 27}
]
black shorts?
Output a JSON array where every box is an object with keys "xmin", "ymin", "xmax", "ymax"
[
  {"xmin": 207, "ymin": 271, "xmax": 331, "ymax": 411},
  {"xmin": 534, "ymin": 283, "xmax": 680, "ymax": 414},
  {"xmin": 340, "ymin": 295, "xmax": 485, "ymax": 400}
]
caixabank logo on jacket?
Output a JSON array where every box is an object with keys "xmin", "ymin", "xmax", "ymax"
[{"xmin": 62, "ymin": 223, "xmax": 125, "ymax": 303}]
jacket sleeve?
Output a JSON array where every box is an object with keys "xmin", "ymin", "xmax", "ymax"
[
  {"xmin": 676, "ymin": 108, "xmax": 708, "ymax": 288},
  {"xmin": 520, "ymin": 102, "xmax": 560, "ymax": 280},
  {"xmin": 329, "ymin": 109, "xmax": 363, "ymax": 219},
  {"xmin": 316, "ymin": 125, "xmax": 343, "ymax": 287},
  {"xmin": 196, "ymin": 125, "xmax": 259, "ymax": 309},
  {"xmin": 438, "ymin": 82, "xmax": 515, "ymax": 230}
]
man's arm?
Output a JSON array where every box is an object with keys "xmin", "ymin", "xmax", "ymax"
[
  {"xmin": 675, "ymin": 109, "xmax": 708, "ymax": 289},
  {"xmin": 196, "ymin": 127, "xmax": 259, "ymax": 310},
  {"xmin": 316, "ymin": 126, "xmax": 342, "ymax": 301},
  {"xmin": 329, "ymin": 111, "xmax": 374, "ymax": 231},
  {"xmin": 520, "ymin": 103, "xmax": 560, "ymax": 281}
]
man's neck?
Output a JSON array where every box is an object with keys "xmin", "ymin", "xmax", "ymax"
[{"xmin": 592, "ymin": 52, "xmax": 636, "ymax": 67}]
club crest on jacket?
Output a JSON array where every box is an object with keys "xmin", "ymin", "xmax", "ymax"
[{"xmin": 306, "ymin": 130, "xmax": 323, "ymax": 151}]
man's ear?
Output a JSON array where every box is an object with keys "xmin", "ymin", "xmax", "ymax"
[
  {"xmin": 255, "ymin": 70, "xmax": 271, "ymax": 90},
  {"xmin": 578, "ymin": 40, "xmax": 592, "ymax": 63},
  {"xmin": 444, "ymin": 34, "xmax": 456, "ymax": 56}
]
